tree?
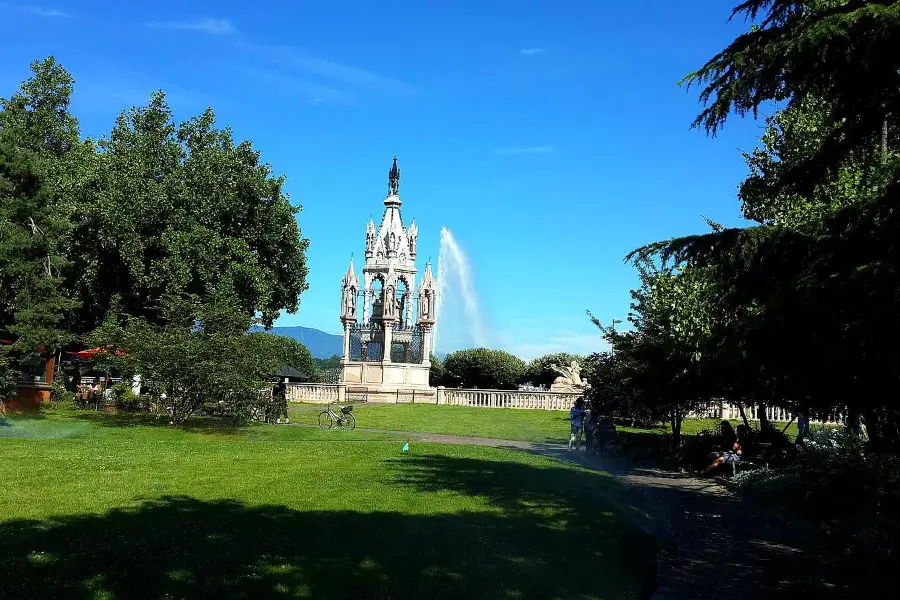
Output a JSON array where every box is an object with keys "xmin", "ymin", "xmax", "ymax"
[
  {"xmin": 0, "ymin": 57, "xmax": 80, "ymax": 354},
  {"xmin": 91, "ymin": 292, "xmax": 279, "ymax": 425},
  {"xmin": 521, "ymin": 353, "xmax": 584, "ymax": 389},
  {"xmin": 247, "ymin": 332, "xmax": 319, "ymax": 382},
  {"xmin": 441, "ymin": 348, "xmax": 525, "ymax": 390},
  {"xmin": 590, "ymin": 263, "xmax": 719, "ymax": 443},
  {"xmin": 428, "ymin": 353, "xmax": 445, "ymax": 387},
  {"xmin": 739, "ymin": 96, "xmax": 888, "ymax": 228},
  {"xmin": 66, "ymin": 91, "xmax": 309, "ymax": 333},
  {"xmin": 313, "ymin": 355, "xmax": 341, "ymax": 371},
  {"xmin": 684, "ymin": 0, "xmax": 900, "ymax": 192},
  {"xmin": 639, "ymin": 0, "xmax": 900, "ymax": 448}
]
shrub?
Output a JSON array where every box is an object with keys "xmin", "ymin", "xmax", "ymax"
[
  {"xmin": 112, "ymin": 382, "xmax": 138, "ymax": 411},
  {"xmin": 732, "ymin": 428, "xmax": 900, "ymax": 592},
  {"xmin": 442, "ymin": 348, "xmax": 525, "ymax": 390},
  {"xmin": 49, "ymin": 379, "xmax": 75, "ymax": 408}
]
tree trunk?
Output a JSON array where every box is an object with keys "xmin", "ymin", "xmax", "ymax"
[
  {"xmin": 758, "ymin": 401, "xmax": 770, "ymax": 430},
  {"xmin": 736, "ymin": 399, "xmax": 751, "ymax": 430},
  {"xmin": 883, "ymin": 116, "xmax": 889, "ymax": 165},
  {"xmin": 670, "ymin": 409, "xmax": 683, "ymax": 446}
]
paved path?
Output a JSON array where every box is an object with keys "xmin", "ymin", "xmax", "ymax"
[{"xmin": 350, "ymin": 426, "xmax": 851, "ymax": 599}]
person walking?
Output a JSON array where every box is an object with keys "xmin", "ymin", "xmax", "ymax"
[{"xmin": 569, "ymin": 398, "xmax": 587, "ymax": 451}]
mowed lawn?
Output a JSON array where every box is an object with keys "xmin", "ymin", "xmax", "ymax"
[
  {"xmin": 291, "ymin": 403, "xmax": 799, "ymax": 443},
  {"xmin": 0, "ymin": 411, "xmax": 655, "ymax": 600},
  {"xmin": 291, "ymin": 402, "xmax": 573, "ymax": 443}
]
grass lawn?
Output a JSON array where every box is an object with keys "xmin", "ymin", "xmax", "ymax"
[
  {"xmin": 290, "ymin": 403, "xmax": 800, "ymax": 443},
  {"xmin": 0, "ymin": 410, "xmax": 655, "ymax": 599},
  {"xmin": 291, "ymin": 403, "xmax": 573, "ymax": 443}
]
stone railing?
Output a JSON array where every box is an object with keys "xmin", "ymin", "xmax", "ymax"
[
  {"xmin": 438, "ymin": 387, "xmax": 581, "ymax": 411},
  {"xmin": 286, "ymin": 383, "xmax": 339, "ymax": 404},
  {"xmin": 692, "ymin": 401, "xmax": 846, "ymax": 425}
]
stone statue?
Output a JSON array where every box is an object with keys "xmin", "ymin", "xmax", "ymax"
[
  {"xmin": 345, "ymin": 289, "xmax": 356, "ymax": 316},
  {"xmin": 421, "ymin": 290, "xmax": 430, "ymax": 318},
  {"xmin": 549, "ymin": 361, "xmax": 590, "ymax": 393}
]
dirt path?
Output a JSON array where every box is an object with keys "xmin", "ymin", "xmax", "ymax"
[{"xmin": 351, "ymin": 426, "xmax": 851, "ymax": 599}]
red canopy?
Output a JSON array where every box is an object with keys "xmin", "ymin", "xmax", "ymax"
[{"xmin": 66, "ymin": 347, "xmax": 127, "ymax": 360}]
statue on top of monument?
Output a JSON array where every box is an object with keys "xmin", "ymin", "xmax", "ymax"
[{"xmin": 388, "ymin": 156, "xmax": 400, "ymax": 196}]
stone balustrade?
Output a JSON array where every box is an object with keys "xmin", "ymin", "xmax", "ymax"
[
  {"xmin": 438, "ymin": 387, "xmax": 581, "ymax": 410},
  {"xmin": 286, "ymin": 383, "xmax": 339, "ymax": 403},
  {"xmin": 691, "ymin": 401, "xmax": 845, "ymax": 425}
]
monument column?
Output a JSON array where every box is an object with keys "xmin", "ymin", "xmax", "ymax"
[
  {"xmin": 382, "ymin": 323, "xmax": 394, "ymax": 364},
  {"xmin": 421, "ymin": 326, "xmax": 432, "ymax": 366},
  {"xmin": 341, "ymin": 321, "xmax": 351, "ymax": 361}
]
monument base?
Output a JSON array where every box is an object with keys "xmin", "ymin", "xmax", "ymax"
[{"xmin": 340, "ymin": 360, "xmax": 434, "ymax": 403}]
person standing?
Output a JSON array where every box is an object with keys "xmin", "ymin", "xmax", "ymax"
[{"xmin": 569, "ymin": 398, "xmax": 586, "ymax": 451}]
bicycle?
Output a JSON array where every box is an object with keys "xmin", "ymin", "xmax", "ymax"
[{"xmin": 317, "ymin": 403, "xmax": 356, "ymax": 430}]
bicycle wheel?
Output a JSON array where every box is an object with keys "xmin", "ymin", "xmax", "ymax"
[
  {"xmin": 317, "ymin": 410, "xmax": 335, "ymax": 429},
  {"xmin": 343, "ymin": 413, "xmax": 356, "ymax": 430}
]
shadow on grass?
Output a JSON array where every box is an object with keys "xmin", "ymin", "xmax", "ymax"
[
  {"xmin": 0, "ymin": 456, "xmax": 657, "ymax": 600},
  {"xmin": 70, "ymin": 411, "xmax": 245, "ymax": 435}
]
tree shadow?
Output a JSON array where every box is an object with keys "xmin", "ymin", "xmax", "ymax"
[
  {"xmin": 0, "ymin": 496, "xmax": 655, "ymax": 600},
  {"xmin": 0, "ymin": 454, "xmax": 658, "ymax": 599},
  {"xmin": 71, "ymin": 411, "xmax": 245, "ymax": 435}
]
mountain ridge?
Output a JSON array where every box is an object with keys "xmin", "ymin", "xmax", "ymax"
[{"xmin": 252, "ymin": 326, "xmax": 343, "ymax": 359}]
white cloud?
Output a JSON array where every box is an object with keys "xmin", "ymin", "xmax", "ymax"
[
  {"xmin": 1, "ymin": 4, "xmax": 71, "ymax": 18},
  {"xmin": 233, "ymin": 65, "xmax": 351, "ymax": 105},
  {"xmin": 519, "ymin": 48, "xmax": 546, "ymax": 56},
  {"xmin": 147, "ymin": 18, "xmax": 238, "ymax": 35},
  {"xmin": 238, "ymin": 44, "xmax": 416, "ymax": 96},
  {"xmin": 492, "ymin": 146, "xmax": 555, "ymax": 155}
]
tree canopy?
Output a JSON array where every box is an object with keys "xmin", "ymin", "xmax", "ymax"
[
  {"xmin": 606, "ymin": 0, "xmax": 900, "ymax": 449},
  {"xmin": 1, "ymin": 57, "xmax": 313, "ymax": 418},
  {"xmin": 441, "ymin": 348, "xmax": 526, "ymax": 390}
]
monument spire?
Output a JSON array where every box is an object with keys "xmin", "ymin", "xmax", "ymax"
[{"xmin": 388, "ymin": 156, "xmax": 400, "ymax": 197}]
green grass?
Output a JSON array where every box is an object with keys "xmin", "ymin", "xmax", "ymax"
[
  {"xmin": 291, "ymin": 402, "xmax": 573, "ymax": 443},
  {"xmin": 291, "ymin": 403, "xmax": 800, "ymax": 442},
  {"xmin": 0, "ymin": 410, "xmax": 655, "ymax": 599}
]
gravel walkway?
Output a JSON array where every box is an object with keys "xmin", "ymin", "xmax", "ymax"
[{"xmin": 350, "ymin": 426, "xmax": 851, "ymax": 599}]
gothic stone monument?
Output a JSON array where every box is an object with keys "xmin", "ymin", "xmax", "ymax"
[{"xmin": 338, "ymin": 158, "xmax": 437, "ymax": 402}]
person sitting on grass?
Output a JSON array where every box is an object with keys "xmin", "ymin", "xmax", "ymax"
[
  {"xmin": 702, "ymin": 424, "xmax": 747, "ymax": 476},
  {"xmin": 568, "ymin": 398, "xmax": 586, "ymax": 451}
]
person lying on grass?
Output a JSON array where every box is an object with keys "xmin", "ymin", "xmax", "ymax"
[{"xmin": 702, "ymin": 424, "xmax": 747, "ymax": 476}]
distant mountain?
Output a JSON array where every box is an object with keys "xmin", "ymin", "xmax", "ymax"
[{"xmin": 254, "ymin": 326, "xmax": 343, "ymax": 359}]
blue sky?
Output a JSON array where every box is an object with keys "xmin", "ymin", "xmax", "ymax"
[{"xmin": 0, "ymin": 1, "xmax": 766, "ymax": 358}]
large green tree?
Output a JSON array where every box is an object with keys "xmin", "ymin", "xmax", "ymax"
[
  {"xmin": 0, "ymin": 57, "xmax": 79, "ymax": 355},
  {"xmin": 66, "ymin": 91, "xmax": 310, "ymax": 332},
  {"xmin": 633, "ymin": 1, "xmax": 900, "ymax": 446}
]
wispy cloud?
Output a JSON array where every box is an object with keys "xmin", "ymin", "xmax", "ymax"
[
  {"xmin": 147, "ymin": 18, "xmax": 238, "ymax": 35},
  {"xmin": 519, "ymin": 47, "xmax": 546, "ymax": 56},
  {"xmin": 1, "ymin": 3, "xmax": 71, "ymax": 18},
  {"xmin": 492, "ymin": 146, "xmax": 555, "ymax": 156},
  {"xmin": 239, "ymin": 44, "xmax": 416, "ymax": 96},
  {"xmin": 503, "ymin": 332, "xmax": 609, "ymax": 361},
  {"xmin": 233, "ymin": 65, "xmax": 351, "ymax": 105}
]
